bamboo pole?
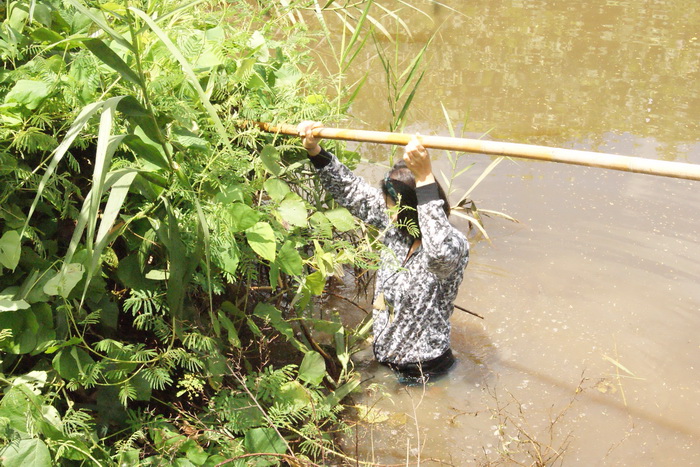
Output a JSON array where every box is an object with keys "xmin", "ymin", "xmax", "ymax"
[{"xmin": 257, "ymin": 122, "xmax": 700, "ymax": 182}]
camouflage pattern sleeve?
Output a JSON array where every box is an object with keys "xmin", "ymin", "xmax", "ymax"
[
  {"xmin": 416, "ymin": 183, "xmax": 470, "ymax": 279},
  {"xmin": 312, "ymin": 148, "xmax": 390, "ymax": 230}
]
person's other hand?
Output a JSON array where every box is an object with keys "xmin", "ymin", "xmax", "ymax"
[
  {"xmin": 402, "ymin": 136, "xmax": 435, "ymax": 186},
  {"xmin": 297, "ymin": 121, "xmax": 324, "ymax": 156}
]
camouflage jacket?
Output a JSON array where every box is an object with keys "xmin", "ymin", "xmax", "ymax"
[{"xmin": 311, "ymin": 149, "xmax": 469, "ymax": 365}]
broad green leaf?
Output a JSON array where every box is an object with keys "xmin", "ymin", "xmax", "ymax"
[
  {"xmin": 324, "ymin": 207, "xmax": 355, "ymax": 232},
  {"xmin": 254, "ymin": 303, "xmax": 306, "ymax": 351},
  {"xmin": 194, "ymin": 42, "xmax": 223, "ymax": 69},
  {"xmin": 278, "ymin": 196, "xmax": 307, "ymax": 227},
  {"xmin": 5, "ymin": 80, "xmax": 50, "ymax": 110},
  {"xmin": 43, "ymin": 337, "xmax": 83, "ymax": 355},
  {"xmin": 248, "ymin": 30, "xmax": 269, "ymax": 62},
  {"xmin": 355, "ymin": 404, "xmax": 390, "ymax": 424},
  {"xmin": 263, "ymin": 178, "xmax": 290, "ymax": 202},
  {"xmin": 269, "ymin": 262, "xmax": 279, "ymax": 290},
  {"xmin": 37, "ymin": 405, "xmax": 63, "ymax": 439},
  {"xmin": 123, "ymin": 134, "xmax": 169, "ymax": 169},
  {"xmin": 184, "ymin": 439, "xmax": 209, "ymax": 465},
  {"xmin": 117, "ymin": 96, "xmax": 162, "ymax": 145},
  {"xmin": 326, "ymin": 375, "xmax": 361, "ymax": 405},
  {"xmin": 30, "ymin": 27, "xmax": 63, "ymax": 43},
  {"xmin": 145, "ymin": 269, "xmax": 169, "ymax": 280},
  {"xmin": 12, "ymin": 371, "xmax": 47, "ymax": 392},
  {"xmin": 0, "ymin": 230, "xmax": 21, "ymax": 270},
  {"xmin": 156, "ymin": 203, "xmax": 202, "ymax": 327},
  {"xmin": 31, "ymin": 303, "xmax": 56, "ymax": 355},
  {"xmin": 233, "ymin": 57, "xmax": 256, "ymax": 83},
  {"xmin": 246, "ymin": 317, "xmax": 261, "ymax": 337},
  {"xmin": 52, "ymin": 346, "xmax": 95, "ymax": 381},
  {"xmin": 83, "ymin": 38, "xmax": 141, "ymax": 86},
  {"xmin": 43, "ymin": 263, "xmax": 84, "ymax": 298},
  {"xmin": 131, "ymin": 373, "xmax": 152, "ymax": 402},
  {"xmin": 0, "ymin": 298, "xmax": 30, "ymax": 311},
  {"xmin": 335, "ymin": 327, "xmax": 350, "ymax": 368},
  {"xmin": 253, "ymin": 302, "xmax": 283, "ymax": 324},
  {"xmin": 309, "ymin": 212, "xmax": 332, "ymax": 238},
  {"xmin": 221, "ymin": 301, "xmax": 245, "ymax": 320},
  {"xmin": 278, "ymin": 380, "xmax": 311, "ymax": 406},
  {"xmin": 100, "ymin": 1, "xmax": 127, "ymax": 14},
  {"xmin": 0, "ymin": 304, "xmax": 53, "ymax": 355},
  {"xmin": 0, "ymin": 384, "xmax": 41, "ymax": 434},
  {"xmin": 277, "ymin": 241, "xmax": 303, "ymax": 276},
  {"xmin": 227, "ymin": 203, "xmax": 259, "ymax": 232},
  {"xmin": 0, "ymin": 437, "xmax": 51, "ymax": 467},
  {"xmin": 217, "ymin": 311, "xmax": 241, "ymax": 348},
  {"xmin": 244, "ymin": 427, "xmax": 286, "ymax": 455},
  {"xmin": 216, "ymin": 184, "xmax": 244, "ymax": 204},
  {"xmin": 8, "ymin": 2, "xmax": 29, "ymax": 31},
  {"xmin": 304, "ymin": 270, "xmax": 325, "ymax": 295},
  {"xmin": 298, "ymin": 351, "xmax": 326, "ymax": 386},
  {"xmin": 116, "ymin": 254, "xmax": 154, "ymax": 291},
  {"xmin": 30, "ymin": 3, "xmax": 52, "ymax": 26},
  {"xmin": 220, "ymin": 242, "xmax": 239, "ymax": 275},
  {"xmin": 259, "ymin": 144, "xmax": 280, "ymax": 176},
  {"xmin": 245, "ymin": 222, "xmax": 276, "ymax": 262},
  {"xmin": 307, "ymin": 318, "xmax": 343, "ymax": 335}
]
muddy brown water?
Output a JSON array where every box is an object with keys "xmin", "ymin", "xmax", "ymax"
[{"xmin": 314, "ymin": 0, "xmax": 700, "ymax": 465}]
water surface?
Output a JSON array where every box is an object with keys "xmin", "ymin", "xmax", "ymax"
[{"xmin": 324, "ymin": 0, "xmax": 700, "ymax": 465}]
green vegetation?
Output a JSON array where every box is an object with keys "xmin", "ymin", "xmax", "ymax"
[
  {"xmin": 0, "ymin": 0, "xmax": 389, "ymax": 464},
  {"xmin": 0, "ymin": 0, "xmax": 506, "ymax": 463}
]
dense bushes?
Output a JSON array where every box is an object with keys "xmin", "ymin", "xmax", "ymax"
[{"xmin": 0, "ymin": 0, "xmax": 376, "ymax": 464}]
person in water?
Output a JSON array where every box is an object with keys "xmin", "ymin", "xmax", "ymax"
[{"xmin": 298, "ymin": 121, "xmax": 470, "ymax": 383}]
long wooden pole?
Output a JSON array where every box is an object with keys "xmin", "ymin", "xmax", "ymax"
[{"xmin": 258, "ymin": 122, "xmax": 700, "ymax": 182}]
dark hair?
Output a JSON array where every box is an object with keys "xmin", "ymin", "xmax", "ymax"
[{"xmin": 380, "ymin": 160, "xmax": 450, "ymax": 239}]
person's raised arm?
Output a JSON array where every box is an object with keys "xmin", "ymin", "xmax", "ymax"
[
  {"xmin": 403, "ymin": 137, "xmax": 469, "ymax": 277},
  {"xmin": 298, "ymin": 121, "xmax": 388, "ymax": 229}
]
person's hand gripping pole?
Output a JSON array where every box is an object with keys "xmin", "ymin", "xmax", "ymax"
[
  {"xmin": 402, "ymin": 135, "xmax": 435, "ymax": 187},
  {"xmin": 297, "ymin": 121, "xmax": 324, "ymax": 156}
]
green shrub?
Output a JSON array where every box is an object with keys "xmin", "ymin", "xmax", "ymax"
[{"xmin": 0, "ymin": 0, "xmax": 375, "ymax": 464}]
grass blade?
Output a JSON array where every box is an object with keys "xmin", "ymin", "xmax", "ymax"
[
  {"xmin": 82, "ymin": 168, "xmax": 138, "ymax": 301},
  {"xmin": 394, "ymin": 70, "xmax": 424, "ymax": 130},
  {"xmin": 455, "ymin": 162, "xmax": 476, "ymax": 178},
  {"xmin": 373, "ymin": 2, "xmax": 412, "ymax": 39},
  {"xmin": 451, "ymin": 209, "xmax": 490, "ymax": 241},
  {"xmin": 82, "ymin": 38, "xmax": 142, "ymax": 86},
  {"xmin": 67, "ymin": 0, "xmax": 134, "ymax": 51},
  {"xmin": 21, "ymin": 97, "xmax": 124, "ymax": 240},
  {"xmin": 441, "ymin": 102, "xmax": 455, "ymax": 138},
  {"xmin": 603, "ymin": 354, "xmax": 636, "ymax": 377},
  {"xmin": 87, "ymin": 101, "xmax": 120, "ymax": 252},
  {"xmin": 458, "ymin": 156, "xmax": 505, "ymax": 205},
  {"xmin": 477, "ymin": 209, "xmax": 519, "ymax": 223},
  {"xmin": 340, "ymin": 0, "xmax": 371, "ymax": 65}
]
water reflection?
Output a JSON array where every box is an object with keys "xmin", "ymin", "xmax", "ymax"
[{"xmin": 350, "ymin": 0, "xmax": 700, "ymax": 158}]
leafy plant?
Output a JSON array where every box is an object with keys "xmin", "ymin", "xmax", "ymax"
[{"xmin": 0, "ymin": 0, "xmax": 386, "ymax": 464}]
